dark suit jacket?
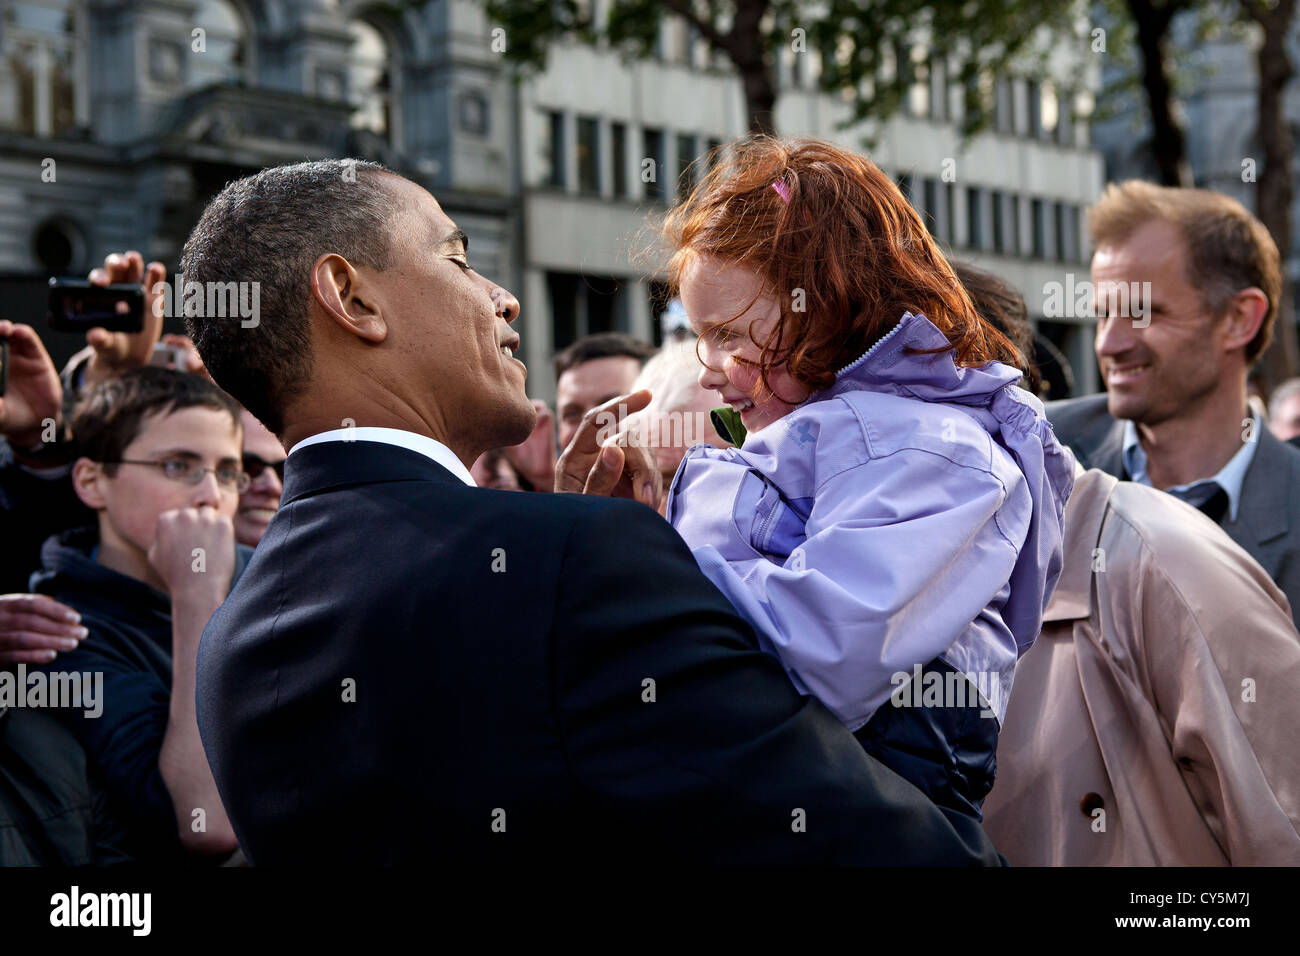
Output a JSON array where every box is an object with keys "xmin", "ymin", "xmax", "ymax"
[
  {"xmin": 197, "ymin": 440, "xmax": 1002, "ymax": 866},
  {"xmin": 1048, "ymin": 394, "xmax": 1300, "ymax": 628}
]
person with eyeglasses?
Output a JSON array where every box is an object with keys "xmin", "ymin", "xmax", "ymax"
[
  {"xmin": 234, "ymin": 408, "xmax": 286, "ymax": 547},
  {"xmin": 28, "ymin": 365, "xmax": 251, "ymax": 862}
]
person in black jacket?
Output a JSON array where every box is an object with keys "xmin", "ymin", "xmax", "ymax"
[
  {"xmin": 32, "ymin": 367, "xmax": 252, "ymax": 862},
  {"xmin": 0, "ymin": 705, "xmax": 133, "ymax": 865},
  {"xmin": 181, "ymin": 159, "xmax": 1002, "ymax": 866}
]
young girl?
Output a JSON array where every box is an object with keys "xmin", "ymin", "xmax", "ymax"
[{"xmin": 628, "ymin": 137, "xmax": 1074, "ymax": 819}]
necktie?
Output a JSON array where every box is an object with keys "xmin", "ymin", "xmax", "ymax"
[{"xmin": 1168, "ymin": 484, "xmax": 1229, "ymax": 523}]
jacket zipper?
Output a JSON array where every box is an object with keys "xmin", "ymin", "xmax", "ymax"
[{"xmin": 833, "ymin": 314, "xmax": 909, "ymax": 379}]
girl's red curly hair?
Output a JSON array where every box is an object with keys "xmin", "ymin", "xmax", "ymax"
[{"xmin": 662, "ymin": 136, "xmax": 1022, "ymax": 397}]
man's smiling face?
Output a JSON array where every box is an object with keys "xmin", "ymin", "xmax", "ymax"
[
  {"xmin": 373, "ymin": 175, "xmax": 536, "ymax": 452},
  {"xmin": 1092, "ymin": 219, "xmax": 1231, "ymax": 427}
]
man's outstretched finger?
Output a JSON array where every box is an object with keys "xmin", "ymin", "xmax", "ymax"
[{"xmin": 555, "ymin": 389, "xmax": 652, "ymax": 493}]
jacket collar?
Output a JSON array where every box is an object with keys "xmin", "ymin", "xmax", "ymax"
[
  {"xmin": 819, "ymin": 311, "xmax": 1023, "ymax": 405},
  {"xmin": 280, "ymin": 439, "xmax": 466, "ymax": 507},
  {"xmin": 1084, "ymin": 415, "xmax": 1128, "ymax": 478},
  {"xmin": 1043, "ymin": 467, "xmax": 1117, "ymax": 623},
  {"xmin": 1227, "ymin": 426, "xmax": 1294, "ymax": 549},
  {"xmin": 1097, "ymin": 407, "xmax": 1293, "ymax": 553}
]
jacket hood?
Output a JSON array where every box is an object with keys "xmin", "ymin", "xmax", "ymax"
[
  {"xmin": 30, "ymin": 527, "xmax": 171, "ymax": 628},
  {"xmin": 823, "ymin": 311, "xmax": 1024, "ymax": 404},
  {"xmin": 30, "ymin": 526, "xmax": 254, "ymax": 629},
  {"xmin": 818, "ymin": 311, "xmax": 1075, "ymax": 653}
]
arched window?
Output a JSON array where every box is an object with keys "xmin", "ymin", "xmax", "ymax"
[
  {"xmin": 347, "ymin": 18, "xmax": 393, "ymax": 138},
  {"xmin": 1, "ymin": 0, "xmax": 83, "ymax": 136},
  {"xmin": 188, "ymin": 0, "xmax": 249, "ymax": 89}
]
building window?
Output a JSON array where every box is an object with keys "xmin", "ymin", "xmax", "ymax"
[
  {"xmin": 929, "ymin": 56, "xmax": 947, "ymax": 122},
  {"xmin": 611, "ymin": 121, "xmax": 628, "ymax": 198},
  {"xmin": 549, "ymin": 272, "xmax": 627, "ymax": 352},
  {"xmin": 1031, "ymin": 198, "xmax": 1046, "ymax": 258},
  {"xmin": 1056, "ymin": 89, "xmax": 1073, "ymax": 146},
  {"xmin": 643, "ymin": 127, "xmax": 666, "ymax": 202},
  {"xmin": 896, "ymin": 172, "xmax": 915, "ymax": 205},
  {"xmin": 991, "ymin": 189, "xmax": 1005, "ymax": 253},
  {"xmin": 994, "ymin": 76, "xmax": 1015, "ymax": 134},
  {"xmin": 967, "ymin": 187, "xmax": 983, "ymax": 249},
  {"xmin": 706, "ymin": 137, "xmax": 723, "ymax": 170},
  {"xmin": 33, "ymin": 217, "xmax": 82, "ymax": 273},
  {"xmin": 676, "ymin": 132, "xmax": 698, "ymax": 201},
  {"xmin": 923, "ymin": 178, "xmax": 939, "ymax": 236},
  {"xmin": 1009, "ymin": 194, "xmax": 1022, "ymax": 255},
  {"xmin": 191, "ymin": 0, "xmax": 249, "ymax": 90},
  {"xmin": 1026, "ymin": 79, "xmax": 1041, "ymax": 139},
  {"xmin": 945, "ymin": 181, "xmax": 955, "ymax": 243},
  {"xmin": 1, "ymin": 0, "xmax": 83, "ymax": 136},
  {"xmin": 577, "ymin": 115, "xmax": 600, "ymax": 194},
  {"xmin": 347, "ymin": 18, "xmax": 394, "ymax": 137},
  {"xmin": 963, "ymin": 70, "xmax": 987, "ymax": 127},
  {"xmin": 1053, "ymin": 201, "xmax": 1067, "ymax": 261},
  {"xmin": 544, "ymin": 110, "xmax": 565, "ymax": 188}
]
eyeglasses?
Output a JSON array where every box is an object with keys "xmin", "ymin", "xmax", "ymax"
[
  {"xmin": 104, "ymin": 457, "xmax": 250, "ymax": 493},
  {"xmin": 242, "ymin": 453, "xmax": 285, "ymax": 484}
]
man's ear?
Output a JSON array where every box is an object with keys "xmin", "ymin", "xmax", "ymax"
[
  {"xmin": 310, "ymin": 253, "xmax": 387, "ymax": 344},
  {"xmin": 1222, "ymin": 287, "xmax": 1269, "ymax": 354},
  {"xmin": 72, "ymin": 458, "xmax": 108, "ymax": 511}
]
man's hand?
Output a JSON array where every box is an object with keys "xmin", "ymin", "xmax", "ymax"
[
  {"xmin": 147, "ymin": 507, "xmax": 236, "ymax": 601},
  {"xmin": 554, "ymin": 389, "xmax": 662, "ymax": 509},
  {"xmin": 83, "ymin": 251, "xmax": 167, "ymax": 389},
  {"xmin": 0, "ymin": 320, "xmax": 62, "ymax": 446},
  {"xmin": 0, "ymin": 593, "xmax": 87, "ymax": 664},
  {"xmin": 504, "ymin": 399, "xmax": 557, "ymax": 491}
]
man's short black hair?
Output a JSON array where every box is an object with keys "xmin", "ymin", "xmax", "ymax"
[
  {"xmin": 180, "ymin": 158, "xmax": 399, "ymax": 435},
  {"xmin": 71, "ymin": 366, "xmax": 243, "ymax": 475},
  {"xmin": 554, "ymin": 332, "xmax": 657, "ymax": 380}
]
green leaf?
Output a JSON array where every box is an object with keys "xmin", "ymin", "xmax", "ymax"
[{"xmin": 710, "ymin": 406, "xmax": 747, "ymax": 447}]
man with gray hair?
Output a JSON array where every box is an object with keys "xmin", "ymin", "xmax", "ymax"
[{"xmin": 1268, "ymin": 377, "xmax": 1300, "ymax": 443}]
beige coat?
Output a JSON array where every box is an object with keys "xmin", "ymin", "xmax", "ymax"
[{"xmin": 982, "ymin": 468, "xmax": 1300, "ymax": 865}]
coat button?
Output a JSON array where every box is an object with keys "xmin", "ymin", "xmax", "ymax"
[{"xmin": 1080, "ymin": 792, "xmax": 1104, "ymax": 816}]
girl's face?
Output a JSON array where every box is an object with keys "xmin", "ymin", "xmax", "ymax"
[{"xmin": 680, "ymin": 255, "xmax": 811, "ymax": 433}]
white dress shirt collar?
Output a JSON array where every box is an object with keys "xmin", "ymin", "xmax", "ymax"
[{"xmin": 288, "ymin": 426, "xmax": 477, "ymax": 487}]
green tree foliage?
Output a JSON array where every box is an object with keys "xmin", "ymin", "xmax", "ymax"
[{"xmin": 482, "ymin": 0, "xmax": 1085, "ymax": 137}]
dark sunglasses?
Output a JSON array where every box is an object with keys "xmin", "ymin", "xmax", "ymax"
[{"xmin": 242, "ymin": 453, "xmax": 285, "ymax": 483}]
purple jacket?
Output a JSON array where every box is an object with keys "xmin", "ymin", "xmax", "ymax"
[{"xmin": 666, "ymin": 311, "xmax": 1075, "ymax": 731}]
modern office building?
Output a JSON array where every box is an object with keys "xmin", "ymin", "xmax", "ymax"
[{"xmin": 0, "ymin": 0, "xmax": 1105, "ymax": 394}]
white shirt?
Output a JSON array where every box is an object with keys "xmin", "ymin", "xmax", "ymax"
[{"xmin": 288, "ymin": 426, "xmax": 477, "ymax": 487}]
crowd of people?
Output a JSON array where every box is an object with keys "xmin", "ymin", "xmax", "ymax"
[{"xmin": 1, "ymin": 135, "xmax": 1299, "ymax": 866}]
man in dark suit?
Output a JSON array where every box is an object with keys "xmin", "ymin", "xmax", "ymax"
[
  {"xmin": 180, "ymin": 159, "xmax": 1000, "ymax": 865},
  {"xmin": 1047, "ymin": 180, "xmax": 1300, "ymax": 628}
]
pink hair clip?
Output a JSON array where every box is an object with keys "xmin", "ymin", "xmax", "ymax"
[{"xmin": 771, "ymin": 176, "xmax": 809, "ymax": 224}]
